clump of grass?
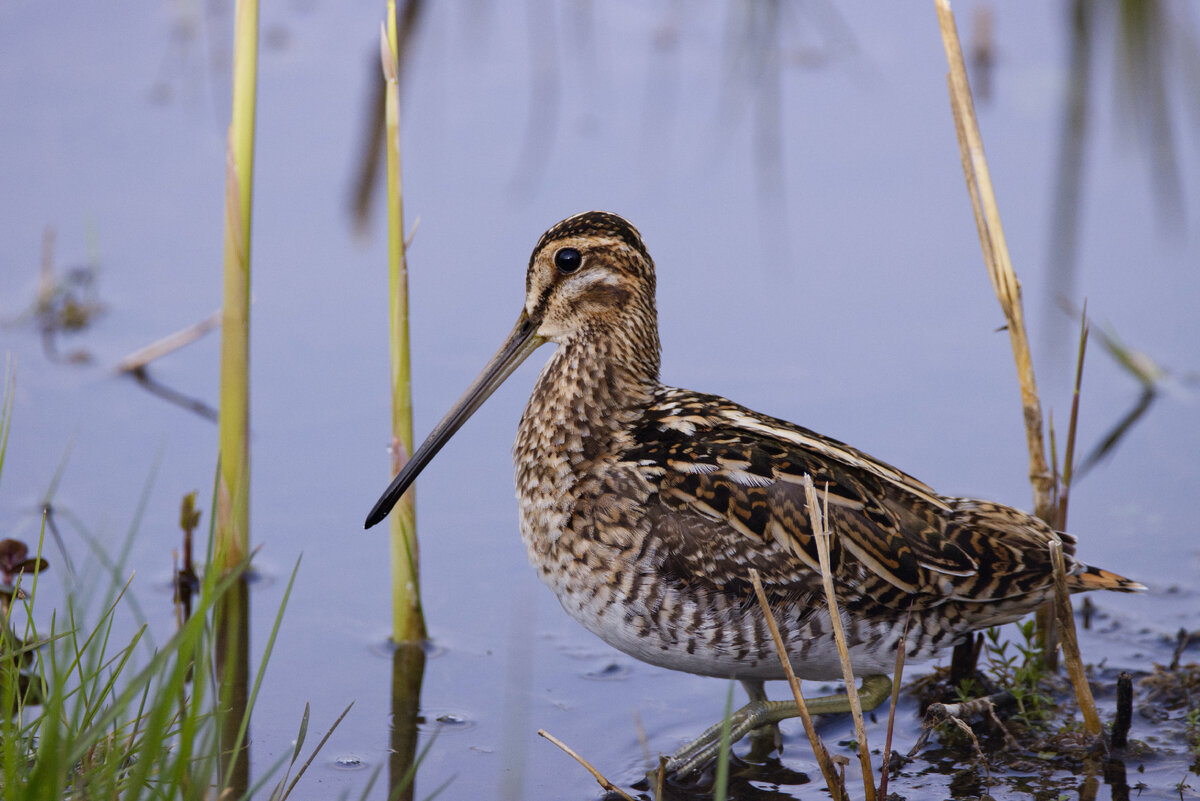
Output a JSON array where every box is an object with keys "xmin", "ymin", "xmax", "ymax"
[
  {"xmin": 0, "ymin": 498, "xmax": 302, "ymax": 801},
  {"xmin": 0, "ymin": 364, "xmax": 334, "ymax": 799},
  {"xmin": 0, "ymin": 530, "xmax": 314, "ymax": 800}
]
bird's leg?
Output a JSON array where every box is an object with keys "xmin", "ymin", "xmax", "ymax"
[
  {"xmin": 740, "ymin": 680, "xmax": 782, "ymax": 762},
  {"xmin": 664, "ymin": 674, "xmax": 893, "ymax": 778}
]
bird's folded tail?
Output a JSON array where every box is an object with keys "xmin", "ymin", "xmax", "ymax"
[{"xmin": 1070, "ymin": 564, "xmax": 1147, "ymax": 593}]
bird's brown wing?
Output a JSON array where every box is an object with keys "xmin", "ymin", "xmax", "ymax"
[{"xmin": 625, "ymin": 389, "xmax": 1065, "ymax": 611}]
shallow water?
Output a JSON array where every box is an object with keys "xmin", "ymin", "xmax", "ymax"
[{"xmin": 2, "ymin": 2, "xmax": 1198, "ymax": 799}]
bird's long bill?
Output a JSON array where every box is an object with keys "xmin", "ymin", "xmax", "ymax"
[{"xmin": 364, "ymin": 312, "xmax": 546, "ymax": 529}]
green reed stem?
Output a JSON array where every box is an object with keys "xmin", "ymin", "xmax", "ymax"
[
  {"xmin": 216, "ymin": 0, "xmax": 259, "ymax": 571},
  {"xmin": 382, "ymin": 0, "xmax": 425, "ymax": 644}
]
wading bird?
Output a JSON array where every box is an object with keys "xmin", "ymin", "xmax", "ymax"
[{"xmin": 365, "ymin": 211, "xmax": 1142, "ymax": 775}]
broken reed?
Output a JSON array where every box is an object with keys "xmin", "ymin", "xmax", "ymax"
[
  {"xmin": 940, "ymin": 3, "xmax": 1108, "ymax": 734},
  {"xmin": 937, "ymin": 0, "xmax": 1090, "ymax": 679},
  {"xmin": 382, "ymin": 0, "xmax": 425, "ymax": 645},
  {"xmin": 216, "ymin": 0, "xmax": 259, "ymax": 572},
  {"xmin": 537, "ymin": 730, "xmax": 636, "ymax": 801},
  {"xmin": 805, "ymin": 476, "xmax": 875, "ymax": 801},
  {"xmin": 746, "ymin": 475, "xmax": 909, "ymax": 801},
  {"xmin": 1050, "ymin": 541, "xmax": 1102, "ymax": 735},
  {"xmin": 936, "ymin": 0, "xmax": 1054, "ymax": 522},
  {"xmin": 750, "ymin": 567, "xmax": 849, "ymax": 801}
]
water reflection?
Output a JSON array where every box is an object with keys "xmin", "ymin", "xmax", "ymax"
[
  {"xmin": 389, "ymin": 640, "xmax": 427, "ymax": 801},
  {"xmin": 1046, "ymin": 0, "xmax": 1195, "ymax": 352},
  {"xmin": 3, "ymin": 227, "xmax": 105, "ymax": 366},
  {"xmin": 350, "ymin": 0, "xmax": 426, "ymax": 233},
  {"xmin": 124, "ymin": 366, "xmax": 219, "ymax": 423},
  {"xmin": 216, "ymin": 575, "xmax": 251, "ymax": 797},
  {"xmin": 3, "ymin": 2, "xmax": 1198, "ymax": 799}
]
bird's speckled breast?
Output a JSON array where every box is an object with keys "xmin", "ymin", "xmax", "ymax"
[{"xmin": 510, "ymin": 348, "xmax": 906, "ymax": 680}]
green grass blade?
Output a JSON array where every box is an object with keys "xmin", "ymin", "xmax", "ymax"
[{"xmin": 713, "ymin": 681, "xmax": 735, "ymax": 801}]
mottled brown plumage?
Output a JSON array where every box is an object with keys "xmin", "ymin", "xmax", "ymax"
[{"xmin": 366, "ymin": 210, "xmax": 1142, "ymax": 773}]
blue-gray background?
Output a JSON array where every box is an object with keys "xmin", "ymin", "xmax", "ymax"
[{"xmin": 2, "ymin": 2, "xmax": 1197, "ymax": 798}]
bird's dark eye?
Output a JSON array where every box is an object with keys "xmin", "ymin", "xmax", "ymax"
[{"xmin": 554, "ymin": 247, "xmax": 583, "ymax": 274}]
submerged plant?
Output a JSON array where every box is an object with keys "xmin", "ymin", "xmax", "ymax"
[{"xmin": 976, "ymin": 622, "xmax": 1055, "ymax": 725}]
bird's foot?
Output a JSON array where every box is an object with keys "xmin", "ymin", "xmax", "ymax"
[{"xmin": 663, "ymin": 674, "xmax": 893, "ymax": 778}]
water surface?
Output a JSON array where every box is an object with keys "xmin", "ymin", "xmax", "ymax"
[{"xmin": 1, "ymin": 2, "xmax": 1198, "ymax": 799}]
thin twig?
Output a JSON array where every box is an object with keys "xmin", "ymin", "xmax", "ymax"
[
  {"xmin": 912, "ymin": 704, "xmax": 993, "ymax": 785},
  {"xmin": 114, "ymin": 310, "xmax": 222, "ymax": 373},
  {"xmin": 878, "ymin": 604, "xmax": 912, "ymax": 798},
  {"xmin": 1057, "ymin": 302, "xmax": 1089, "ymax": 531},
  {"xmin": 924, "ymin": 694, "xmax": 1019, "ymax": 750},
  {"xmin": 804, "ymin": 476, "xmax": 876, "ymax": 801},
  {"xmin": 537, "ymin": 729, "xmax": 635, "ymax": 801},
  {"xmin": 749, "ymin": 568, "xmax": 848, "ymax": 801},
  {"xmin": 1049, "ymin": 540, "xmax": 1102, "ymax": 735}
]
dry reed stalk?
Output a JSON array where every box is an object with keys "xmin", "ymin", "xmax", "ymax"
[
  {"xmin": 935, "ymin": 0, "xmax": 1054, "ymax": 521},
  {"xmin": 537, "ymin": 729, "xmax": 635, "ymax": 801},
  {"xmin": 804, "ymin": 476, "xmax": 876, "ymax": 801},
  {"xmin": 749, "ymin": 568, "xmax": 848, "ymax": 801},
  {"xmin": 1049, "ymin": 541, "xmax": 1103, "ymax": 735}
]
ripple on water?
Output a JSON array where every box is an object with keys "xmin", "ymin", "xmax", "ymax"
[
  {"xmin": 415, "ymin": 708, "xmax": 476, "ymax": 733},
  {"xmin": 366, "ymin": 636, "xmax": 447, "ymax": 660},
  {"xmin": 331, "ymin": 754, "xmax": 366, "ymax": 771}
]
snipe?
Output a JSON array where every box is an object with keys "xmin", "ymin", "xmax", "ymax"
[{"xmin": 365, "ymin": 211, "xmax": 1142, "ymax": 775}]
